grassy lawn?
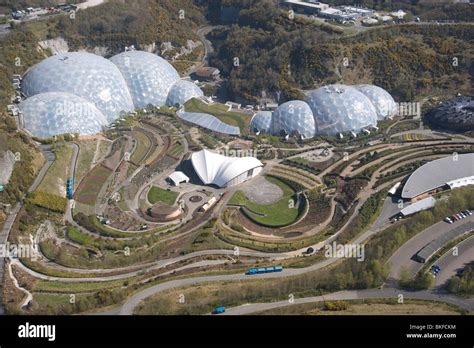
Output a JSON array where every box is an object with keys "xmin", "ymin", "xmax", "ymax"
[
  {"xmin": 37, "ymin": 144, "xmax": 73, "ymax": 197},
  {"xmin": 184, "ymin": 99, "xmax": 251, "ymax": 135},
  {"xmin": 148, "ymin": 186, "xmax": 179, "ymax": 206},
  {"xmin": 131, "ymin": 129, "xmax": 151, "ymax": 164},
  {"xmin": 228, "ymin": 176, "xmax": 301, "ymax": 227},
  {"xmin": 75, "ymin": 140, "xmax": 97, "ymax": 187}
]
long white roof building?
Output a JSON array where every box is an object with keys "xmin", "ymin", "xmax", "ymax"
[
  {"xmin": 401, "ymin": 153, "xmax": 474, "ymax": 200},
  {"xmin": 191, "ymin": 149, "xmax": 263, "ymax": 188}
]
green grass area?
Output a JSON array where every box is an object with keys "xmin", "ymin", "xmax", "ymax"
[
  {"xmin": 37, "ymin": 144, "xmax": 73, "ymax": 197},
  {"xmin": 184, "ymin": 99, "xmax": 251, "ymax": 135},
  {"xmin": 75, "ymin": 164, "xmax": 112, "ymax": 206},
  {"xmin": 199, "ymin": 133, "xmax": 218, "ymax": 149},
  {"xmin": 228, "ymin": 176, "xmax": 301, "ymax": 227},
  {"xmin": 130, "ymin": 129, "xmax": 151, "ymax": 164},
  {"xmin": 147, "ymin": 186, "xmax": 179, "ymax": 206},
  {"xmin": 75, "ymin": 140, "xmax": 98, "ymax": 187}
]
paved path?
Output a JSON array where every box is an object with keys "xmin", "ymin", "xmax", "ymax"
[
  {"xmin": 0, "ymin": 145, "xmax": 54, "ymax": 314},
  {"xmin": 220, "ymin": 288, "xmax": 474, "ymax": 315}
]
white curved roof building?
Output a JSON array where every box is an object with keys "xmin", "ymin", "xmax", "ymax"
[
  {"xmin": 166, "ymin": 80, "xmax": 204, "ymax": 107},
  {"xmin": 110, "ymin": 50, "xmax": 180, "ymax": 108},
  {"xmin": 19, "ymin": 92, "xmax": 108, "ymax": 139},
  {"xmin": 272, "ymin": 100, "xmax": 315, "ymax": 138},
  {"xmin": 191, "ymin": 149, "xmax": 263, "ymax": 188},
  {"xmin": 354, "ymin": 84, "xmax": 397, "ymax": 120},
  {"xmin": 401, "ymin": 153, "xmax": 474, "ymax": 200},
  {"xmin": 305, "ymin": 84, "xmax": 378, "ymax": 135},
  {"xmin": 22, "ymin": 52, "xmax": 134, "ymax": 122}
]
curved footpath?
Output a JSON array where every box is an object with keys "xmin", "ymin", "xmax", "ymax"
[
  {"xmin": 218, "ymin": 288, "xmax": 474, "ymax": 315},
  {"xmin": 114, "ymin": 214, "xmax": 474, "ymax": 315}
]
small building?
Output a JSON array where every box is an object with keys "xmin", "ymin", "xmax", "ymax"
[
  {"xmin": 225, "ymin": 101, "xmax": 241, "ymax": 110},
  {"xmin": 379, "ymin": 15, "xmax": 393, "ymax": 22},
  {"xmin": 195, "ymin": 67, "xmax": 220, "ymax": 81},
  {"xmin": 362, "ymin": 18, "xmax": 379, "ymax": 26},
  {"xmin": 199, "ymin": 197, "xmax": 217, "ymax": 212},
  {"xmin": 390, "ymin": 10, "xmax": 407, "ymax": 20},
  {"xmin": 264, "ymin": 102, "xmax": 279, "ymax": 111},
  {"xmin": 167, "ymin": 171, "xmax": 190, "ymax": 187},
  {"xmin": 283, "ymin": 0, "xmax": 329, "ymax": 14},
  {"xmin": 400, "ymin": 196, "xmax": 436, "ymax": 217},
  {"xmin": 388, "ymin": 182, "xmax": 401, "ymax": 196},
  {"xmin": 147, "ymin": 203, "xmax": 183, "ymax": 222}
]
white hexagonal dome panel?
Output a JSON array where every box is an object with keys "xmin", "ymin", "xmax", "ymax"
[
  {"xmin": 167, "ymin": 80, "xmax": 204, "ymax": 107},
  {"xmin": 110, "ymin": 50, "xmax": 180, "ymax": 108},
  {"xmin": 272, "ymin": 100, "xmax": 315, "ymax": 138},
  {"xmin": 305, "ymin": 84, "xmax": 378, "ymax": 135},
  {"xmin": 22, "ymin": 52, "xmax": 134, "ymax": 123},
  {"xmin": 19, "ymin": 92, "xmax": 108, "ymax": 139},
  {"xmin": 354, "ymin": 84, "xmax": 397, "ymax": 120}
]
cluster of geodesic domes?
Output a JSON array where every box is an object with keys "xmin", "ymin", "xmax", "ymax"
[
  {"xmin": 251, "ymin": 84, "xmax": 397, "ymax": 138},
  {"xmin": 19, "ymin": 51, "xmax": 204, "ymax": 138},
  {"xmin": 425, "ymin": 96, "xmax": 474, "ymax": 132}
]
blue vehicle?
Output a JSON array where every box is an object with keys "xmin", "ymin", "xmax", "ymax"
[
  {"xmin": 431, "ymin": 265, "xmax": 441, "ymax": 274},
  {"xmin": 66, "ymin": 176, "xmax": 74, "ymax": 199},
  {"xmin": 213, "ymin": 306, "xmax": 225, "ymax": 314},
  {"xmin": 245, "ymin": 268, "xmax": 257, "ymax": 275},
  {"xmin": 246, "ymin": 266, "xmax": 283, "ymax": 275}
]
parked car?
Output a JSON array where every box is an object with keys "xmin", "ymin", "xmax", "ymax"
[
  {"xmin": 444, "ymin": 217, "xmax": 453, "ymax": 224},
  {"xmin": 212, "ymin": 306, "xmax": 225, "ymax": 314}
]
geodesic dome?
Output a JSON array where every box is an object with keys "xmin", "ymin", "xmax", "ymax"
[
  {"xmin": 110, "ymin": 50, "xmax": 180, "ymax": 108},
  {"xmin": 354, "ymin": 84, "xmax": 397, "ymax": 120},
  {"xmin": 426, "ymin": 96, "xmax": 474, "ymax": 131},
  {"xmin": 305, "ymin": 84, "xmax": 378, "ymax": 135},
  {"xmin": 22, "ymin": 52, "xmax": 134, "ymax": 123},
  {"xmin": 250, "ymin": 111, "xmax": 273, "ymax": 133},
  {"xmin": 19, "ymin": 92, "xmax": 108, "ymax": 139},
  {"xmin": 166, "ymin": 80, "xmax": 204, "ymax": 107},
  {"xmin": 272, "ymin": 100, "xmax": 315, "ymax": 138}
]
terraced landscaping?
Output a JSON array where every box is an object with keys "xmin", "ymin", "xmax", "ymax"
[
  {"xmin": 130, "ymin": 128, "xmax": 152, "ymax": 165},
  {"xmin": 268, "ymin": 164, "xmax": 321, "ymax": 189},
  {"xmin": 75, "ymin": 164, "xmax": 112, "ymax": 206}
]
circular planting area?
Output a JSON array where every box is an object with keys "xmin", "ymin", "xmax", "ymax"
[
  {"xmin": 228, "ymin": 176, "xmax": 305, "ymax": 228},
  {"xmin": 189, "ymin": 195, "xmax": 203, "ymax": 203}
]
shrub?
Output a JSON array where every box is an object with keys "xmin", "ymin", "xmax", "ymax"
[{"xmin": 28, "ymin": 191, "xmax": 67, "ymax": 213}]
